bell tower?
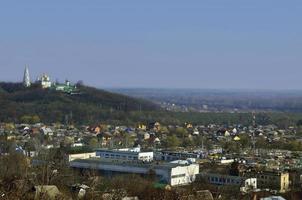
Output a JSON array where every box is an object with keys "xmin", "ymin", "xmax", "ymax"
[{"xmin": 23, "ymin": 65, "xmax": 31, "ymax": 87}]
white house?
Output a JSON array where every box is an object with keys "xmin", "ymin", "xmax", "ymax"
[
  {"xmin": 41, "ymin": 127, "xmax": 54, "ymax": 136},
  {"xmin": 240, "ymin": 178, "xmax": 257, "ymax": 193}
]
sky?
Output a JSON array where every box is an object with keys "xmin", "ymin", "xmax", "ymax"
[{"xmin": 0, "ymin": 1, "xmax": 301, "ymax": 90}]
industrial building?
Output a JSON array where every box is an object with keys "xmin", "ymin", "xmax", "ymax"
[
  {"xmin": 70, "ymin": 158, "xmax": 199, "ymax": 186},
  {"xmin": 241, "ymin": 170, "xmax": 290, "ymax": 193}
]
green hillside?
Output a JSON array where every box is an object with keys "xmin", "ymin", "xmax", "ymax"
[{"xmin": 0, "ymin": 82, "xmax": 159, "ymax": 124}]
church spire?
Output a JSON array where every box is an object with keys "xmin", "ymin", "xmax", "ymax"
[{"xmin": 23, "ymin": 65, "xmax": 31, "ymax": 87}]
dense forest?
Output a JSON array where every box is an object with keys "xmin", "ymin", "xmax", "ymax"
[{"xmin": 0, "ymin": 82, "xmax": 159, "ymax": 124}]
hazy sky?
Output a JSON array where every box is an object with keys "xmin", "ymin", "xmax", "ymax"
[{"xmin": 0, "ymin": 1, "xmax": 301, "ymax": 89}]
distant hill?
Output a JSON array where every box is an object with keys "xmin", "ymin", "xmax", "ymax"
[{"xmin": 0, "ymin": 82, "xmax": 159, "ymax": 124}]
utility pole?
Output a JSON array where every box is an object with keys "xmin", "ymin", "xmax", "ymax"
[{"xmin": 201, "ymin": 130, "xmax": 204, "ymax": 150}]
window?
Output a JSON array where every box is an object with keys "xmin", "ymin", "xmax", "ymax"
[{"xmin": 171, "ymin": 174, "xmax": 186, "ymax": 178}]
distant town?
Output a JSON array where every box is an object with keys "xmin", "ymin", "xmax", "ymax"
[{"xmin": 1, "ymin": 69, "xmax": 302, "ymax": 199}]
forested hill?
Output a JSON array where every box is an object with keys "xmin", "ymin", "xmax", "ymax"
[{"xmin": 0, "ymin": 82, "xmax": 159, "ymax": 124}]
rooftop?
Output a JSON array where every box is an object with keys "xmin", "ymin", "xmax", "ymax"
[
  {"xmin": 70, "ymin": 158, "xmax": 194, "ymax": 170},
  {"xmin": 96, "ymin": 149, "xmax": 143, "ymax": 155}
]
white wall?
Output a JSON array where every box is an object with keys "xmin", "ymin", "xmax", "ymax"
[
  {"xmin": 138, "ymin": 152, "xmax": 154, "ymax": 162},
  {"xmin": 170, "ymin": 164, "xmax": 199, "ymax": 186},
  {"xmin": 68, "ymin": 152, "xmax": 96, "ymax": 162},
  {"xmin": 240, "ymin": 178, "xmax": 257, "ymax": 193},
  {"xmin": 97, "ymin": 150, "xmax": 153, "ymax": 162}
]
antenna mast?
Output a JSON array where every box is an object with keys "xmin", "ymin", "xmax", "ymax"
[{"xmin": 252, "ymin": 112, "xmax": 256, "ymax": 155}]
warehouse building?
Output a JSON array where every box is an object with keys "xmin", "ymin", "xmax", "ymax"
[{"xmin": 70, "ymin": 158, "xmax": 199, "ymax": 186}]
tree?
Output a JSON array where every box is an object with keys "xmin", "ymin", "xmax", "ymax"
[
  {"xmin": 165, "ymin": 135, "xmax": 180, "ymax": 149},
  {"xmin": 89, "ymin": 138, "xmax": 98, "ymax": 148},
  {"xmin": 182, "ymin": 137, "xmax": 194, "ymax": 148},
  {"xmin": 160, "ymin": 126, "xmax": 169, "ymax": 134},
  {"xmin": 256, "ymin": 136, "xmax": 266, "ymax": 149},
  {"xmin": 0, "ymin": 152, "xmax": 29, "ymax": 182},
  {"xmin": 4, "ymin": 123, "xmax": 15, "ymax": 132},
  {"xmin": 238, "ymin": 134, "xmax": 250, "ymax": 149},
  {"xmin": 297, "ymin": 119, "xmax": 302, "ymax": 127},
  {"xmin": 0, "ymin": 153, "xmax": 32, "ymax": 199},
  {"xmin": 20, "ymin": 115, "xmax": 40, "ymax": 124},
  {"xmin": 275, "ymin": 116, "xmax": 291, "ymax": 129},
  {"xmin": 31, "ymin": 115, "xmax": 40, "ymax": 124},
  {"xmin": 229, "ymin": 161, "xmax": 240, "ymax": 176},
  {"xmin": 20, "ymin": 115, "xmax": 32, "ymax": 124},
  {"xmin": 175, "ymin": 127, "xmax": 188, "ymax": 138}
]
